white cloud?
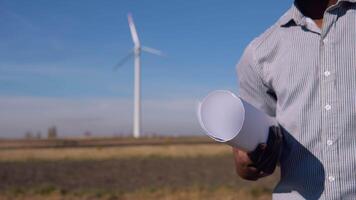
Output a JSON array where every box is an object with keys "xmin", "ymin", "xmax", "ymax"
[{"xmin": 0, "ymin": 96, "xmax": 202, "ymax": 138}]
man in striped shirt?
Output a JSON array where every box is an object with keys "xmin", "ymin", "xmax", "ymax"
[{"xmin": 234, "ymin": 0, "xmax": 356, "ymax": 199}]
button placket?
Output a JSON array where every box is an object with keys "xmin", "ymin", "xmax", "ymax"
[{"xmin": 319, "ymin": 12, "xmax": 340, "ymax": 197}]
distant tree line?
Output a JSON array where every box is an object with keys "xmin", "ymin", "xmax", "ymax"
[{"xmin": 24, "ymin": 126, "xmax": 58, "ymax": 140}]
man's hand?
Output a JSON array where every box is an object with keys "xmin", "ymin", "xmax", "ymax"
[
  {"xmin": 233, "ymin": 126, "xmax": 284, "ymax": 181},
  {"xmin": 233, "ymin": 148, "xmax": 269, "ymax": 181}
]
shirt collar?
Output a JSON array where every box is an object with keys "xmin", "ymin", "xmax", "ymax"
[
  {"xmin": 279, "ymin": 3, "xmax": 304, "ymax": 27},
  {"xmin": 279, "ymin": 0, "xmax": 356, "ymax": 27}
]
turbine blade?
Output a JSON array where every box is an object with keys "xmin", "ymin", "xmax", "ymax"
[
  {"xmin": 127, "ymin": 13, "xmax": 140, "ymax": 47},
  {"xmin": 113, "ymin": 51, "xmax": 134, "ymax": 70},
  {"xmin": 141, "ymin": 46, "xmax": 164, "ymax": 56}
]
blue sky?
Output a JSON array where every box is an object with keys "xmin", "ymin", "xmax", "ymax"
[{"xmin": 0, "ymin": 0, "xmax": 292, "ymax": 138}]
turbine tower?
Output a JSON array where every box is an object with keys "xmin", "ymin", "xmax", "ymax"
[{"xmin": 115, "ymin": 13, "xmax": 163, "ymax": 138}]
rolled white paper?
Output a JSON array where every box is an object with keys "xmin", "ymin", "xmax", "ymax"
[{"xmin": 197, "ymin": 90, "xmax": 276, "ymax": 152}]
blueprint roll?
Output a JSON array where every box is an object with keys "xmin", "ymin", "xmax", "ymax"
[{"xmin": 197, "ymin": 90, "xmax": 276, "ymax": 152}]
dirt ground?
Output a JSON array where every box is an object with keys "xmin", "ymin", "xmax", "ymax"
[{"xmin": 0, "ymin": 139, "xmax": 279, "ymax": 200}]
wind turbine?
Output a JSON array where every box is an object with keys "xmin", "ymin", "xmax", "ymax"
[{"xmin": 115, "ymin": 13, "xmax": 163, "ymax": 138}]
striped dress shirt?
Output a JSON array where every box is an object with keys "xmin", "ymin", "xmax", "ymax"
[{"xmin": 236, "ymin": 1, "xmax": 356, "ymax": 199}]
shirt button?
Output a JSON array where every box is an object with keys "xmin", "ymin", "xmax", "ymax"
[
  {"xmin": 323, "ymin": 38, "xmax": 329, "ymax": 44},
  {"xmin": 327, "ymin": 139, "xmax": 333, "ymax": 146},
  {"xmin": 328, "ymin": 176, "xmax": 335, "ymax": 182},
  {"xmin": 324, "ymin": 104, "xmax": 332, "ymax": 110},
  {"xmin": 324, "ymin": 71, "xmax": 331, "ymax": 77}
]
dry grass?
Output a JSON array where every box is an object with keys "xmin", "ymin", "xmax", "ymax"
[{"xmin": 0, "ymin": 144, "xmax": 231, "ymax": 162}]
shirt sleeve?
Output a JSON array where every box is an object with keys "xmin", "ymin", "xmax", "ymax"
[{"xmin": 236, "ymin": 43, "xmax": 277, "ymax": 117}]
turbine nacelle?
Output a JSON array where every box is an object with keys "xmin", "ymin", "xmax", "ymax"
[{"xmin": 114, "ymin": 14, "xmax": 164, "ymax": 70}]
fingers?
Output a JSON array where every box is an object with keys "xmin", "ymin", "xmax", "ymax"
[
  {"xmin": 237, "ymin": 165, "xmax": 267, "ymax": 181},
  {"xmin": 246, "ymin": 126, "xmax": 284, "ymax": 175},
  {"xmin": 233, "ymin": 148, "xmax": 265, "ymax": 181},
  {"xmin": 235, "ymin": 148, "xmax": 253, "ymax": 165}
]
